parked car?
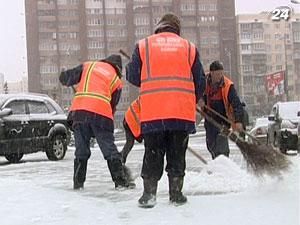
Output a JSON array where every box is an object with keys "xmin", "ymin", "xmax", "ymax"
[
  {"xmin": 267, "ymin": 101, "xmax": 300, "ymax": 154},
  {"xmin": 249, "ymin": 117, "xmax": 270, "ymax": 144},
  {"xmin": 0, "ymin": 93, "xmax": 70, "ymax": 163}
]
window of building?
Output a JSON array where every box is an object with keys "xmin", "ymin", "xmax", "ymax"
[
  {"xmin": 135, "ymin": 27, "xmax": 150, "ymax": 36},
  {"xmin": 70, "ymin": 0, "xmax": 79, "ymax": 4},
  {"xmin": 87, "ymin": 29, "xmax": 103, "ymax": 37},
  {"xmin": 253, "ymin": 43, "xmax": 265, "ymax": 50},
  {"xmin": 40, "ymin": 64, "xmax": 58, "ymax": 74},
  {"xmin": 39, "ymin": 42, "xmax": 57, "ymax": 51},
  {"xmin": 181, "ymin": 3, "xmax": 195, "ymax": 11},
  {"xmin": 210, "ymin": 36, "xmax": 218, "ymax": 44},
  {"xmin": 241, "ymin": 33, "xmax": 251, "ymax": 40},
  {"xmin": 253, "ymin": 32, "xmax": 263, "ymax": 40},
  {"xmin": 242, "ymin": 65, "xmax": 252, "ymax": 72},
  {"xmin": 276, "ymin": 54, "xmax": 282, "ymax": 62},
  {"xmin": 38, "ymin": 9, "xmax": 55, "ymax": 16},
  {"xmin": 241, "ymin": 44, "xmax": 251, "ymax": 50},
  {"xmin": 107, "ymin": 18, "xmax": 114, "ymax": 25},
  {"xmin": 294, "ymin": 31, "xmax": 300, "ymax": 42},
  {"xmin": 134, "ymin": 17, "xmax": 149, "ymax": 25},
  {"xmin": 88, "ymin": 41, "xmax": 104, "ymax": 49},
  {"xmin": 275, "ymin": 44, "xmax": 282, "ymax": 50},
  {"xmin": 267, "ymin": 65, "xmax": 272, "ymax": 71},
  {"xmin": 87, "ymin": 18, "xmax": 103, "ymax": 25},
  {"xmin": 107, "ymin": 30, "xmax": 115, "ymax": 37},
  {"xmin": 276, "ymin": 65, "xmax": 283, "ymax": 71},
  {"xmin": 57, "ymin": 0, "xmax": 67, "ymax": 4},
  {"xmin": 240, "ymin": 23, "xmax": 251, "ymax": 30},
  {"xmin": 118, "ymin": 19, "xmax": 126, "ymax": 25},
  {"xmin": 267, "ymin": 55, "xmax": 272, "ymax": 62},
  {"xmin": 69, "ymin": 32, "xmax": 78, "ymax": 39}
]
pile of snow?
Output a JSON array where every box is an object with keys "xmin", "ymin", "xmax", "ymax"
[{"xmin": 157, "ymin": 155, "xmax": 256, "ymax": 196}]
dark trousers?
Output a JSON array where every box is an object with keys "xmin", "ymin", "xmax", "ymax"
[
  {"xmin": 121, "ymin": 120, "xmax": 143, "ymax": 164},
  {"xmin": 73, "ymin": 121, "xmax": 121, "ymax": 161},
  {"xmin": 204, "ymin": 121, "xmax": 229, "ymax": 159},
  {"xmin": 141, "ymin": 130, "xmax": 189, "ymax": 180}
]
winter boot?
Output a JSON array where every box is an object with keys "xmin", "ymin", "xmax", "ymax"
[
  {"xmin": 168, "ymin": 176, "xmax": 187, "ymax": 205},
  {"xmin": 107, "ymin": 159, "xmax": 135, "ymax": 189},
  {"xmin": 73, "ymin": 159, "xmax": 88, "ymax": 190},
  {"xmin": 138, "ymin": 179, "xmax": 158, "ymax": 208}
]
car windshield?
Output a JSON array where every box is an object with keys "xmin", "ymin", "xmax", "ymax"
[{"xmin": 278, "ymin": 102, "xmax": 300, "ymax": 120}]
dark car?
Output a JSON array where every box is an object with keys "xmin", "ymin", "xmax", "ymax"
[
  {"xmin": 0, "ymin": 93, "xmax": 70, "ymax": 163},
  {"xmin": 267, "ymin": 101, "xmax": 300, "ymax": 154}
]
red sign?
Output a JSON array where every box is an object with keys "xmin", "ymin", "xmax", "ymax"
[{"xmin": 265, "ymin": 71, "xmax": 285, "ymax": 96}]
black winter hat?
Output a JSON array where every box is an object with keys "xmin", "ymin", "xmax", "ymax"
[
  {"xmin": 154, "ymin": 13, "xmax": 181, "ymax": 35},
  {"xmin": 209, "ymin": 60, "xmax": 224, "ymax": 71},
  {"xmin": 101, "ymin": 54, "xmax": 123, "ymax": 78}
]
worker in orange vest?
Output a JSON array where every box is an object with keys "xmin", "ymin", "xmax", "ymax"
[
  {"xmin": 59, "ymin": 54, "xmax": 135, "ymax": 190},
  {"xmin": 126, "ymin": 13, "xmax": 206, "ymax": 207},
  {"xmin": 120, "ymin": 98, "xmax": 143, "ymax": 164},
  {"xmin": 204, "ymin": 61, "xmax": 244, "ymax": 159}
]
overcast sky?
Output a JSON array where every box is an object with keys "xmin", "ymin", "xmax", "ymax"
[{"xmin": 0, "ymin": 0, "xmax": 299, "ymax": 82}]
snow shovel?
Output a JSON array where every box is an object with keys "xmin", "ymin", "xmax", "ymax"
[
  {"xmin": 187, "ymin": 146, "xmax": 207, "ymax": 165},
  {"xmin": 197, "ymin": 107, "xmax": 290, "ymax": 177}
]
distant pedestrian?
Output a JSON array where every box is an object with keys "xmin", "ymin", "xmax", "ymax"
[{"xmin": 204, "ymin": 61, "xmax": 244, "ymax": 159}]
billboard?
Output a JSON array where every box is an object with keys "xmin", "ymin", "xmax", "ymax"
[{"xmin": 265, "ymin": 71, "xmax": 285, "ymax": 96}]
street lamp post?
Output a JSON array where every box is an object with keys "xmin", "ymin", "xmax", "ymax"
[
  {"xmin": 275, "ymin": 33, "xmax": 290, "ymax": 101},
  {"xmin": 283, "ymin": 34, "xmax": 290, "ymax": 101}
]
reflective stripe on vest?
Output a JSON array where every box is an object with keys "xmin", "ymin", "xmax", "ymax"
[
  {"xmin": 70, "ymin": 61, "xmax": 122, "ymax": 119},
  {"xmin": 139, "ymin": 32, "xmax": 196, "ymax": 122},
  {"xmin": 206, "ymin": 75, "xmax": 234, "ymax": 122},
  {"xmin": 222, "ymin": 76, "xmax": 234, "ymax": 122},
  {"xmin": 125, "ymin": 98, "xmax": 141, "ymax": 138}
]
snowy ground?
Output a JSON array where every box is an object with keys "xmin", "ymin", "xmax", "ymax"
[{"xmin": 0, "ymin": 134, "xmax": 299, "ymax": 225}]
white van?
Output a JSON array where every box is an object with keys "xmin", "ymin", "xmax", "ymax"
[{"xmin": 267, "ymin": 101, "xmax": 300, "ymax": 153}]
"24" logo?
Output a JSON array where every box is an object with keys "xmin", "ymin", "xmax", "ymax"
[{"xmin": 271, "ymin": 8, "xmax": 291, "ymax": 21}]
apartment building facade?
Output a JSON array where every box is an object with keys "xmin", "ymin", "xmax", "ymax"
[
  {"xmin": 237, "ymin": 12, "xmax": 300, "ymax": 119},
  {"xmin": 25, "ymin": 0, "xmax": 237, "ymax": 128}
]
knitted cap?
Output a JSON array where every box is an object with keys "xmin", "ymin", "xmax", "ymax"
[
  {"xmin": 154, "ymin": 13, "xmax": 181, "ymax": 35},
  {"xmin": 209, "ymin": 60, "xmax": 224, "ymax": 71}
]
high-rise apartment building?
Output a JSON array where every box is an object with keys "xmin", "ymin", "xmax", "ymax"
[
  {"xmin": 237, "ymin": 12, "xmax": 300, "ymax": 119},
  {"xmin": 25, "ymin": 0, "xmax": 237, "ymax": 128}
]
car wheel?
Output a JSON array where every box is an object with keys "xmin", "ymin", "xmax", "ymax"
[
  {"xmin": 5, "ymin": 153, "xmax": 24, "ymax": 163},
  {"xmin": 46, "ymin": 134, "xmax": 67, "ymax": 161},
  {"xmin": 279, "ymin": 147, "xmax": 287, "ymax": 154}
]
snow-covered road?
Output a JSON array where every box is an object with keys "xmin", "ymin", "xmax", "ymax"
[{"xmin": 0, "ymin": 134, "xmax": 299, "ymax": 225}]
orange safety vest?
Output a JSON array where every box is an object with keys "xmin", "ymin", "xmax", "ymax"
[
  {"xmin": 138, "ymin": 32, "xmax": 196, "ymax": 122},
  {"xmin": 70, "ymin": 61, "xmax": 122, "ymax": 119},
  {"xmin": 206, "ymin": 75, "xmax": 234, "ymax": 122},
  {"xmin": 125, "ymin": 98, "xmax": 141, "ymax": 138}
]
